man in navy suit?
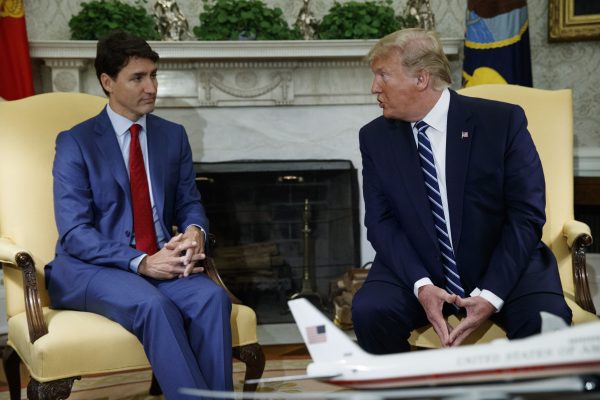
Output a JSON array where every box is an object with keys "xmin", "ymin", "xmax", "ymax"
[
  {"xmin": 352, "ymin": 28, "xmax": 571, "ymax": 354},
  {"xmin": 45, "ymin": 31, "xmax": 232, "ymax": 398}
]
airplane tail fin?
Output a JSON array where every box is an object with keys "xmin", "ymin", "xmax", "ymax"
[{"xmin": 288, "ymin": 298, "xmax": 369, "ymax": 363}]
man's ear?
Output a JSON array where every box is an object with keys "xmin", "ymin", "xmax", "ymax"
[
  {"xmin": 415, "ymin": 70, "xmax": 431, "ymax": 91},
  {"xmin": 99, "ymin": 73, "xmax": 114, "ymax": 95}
]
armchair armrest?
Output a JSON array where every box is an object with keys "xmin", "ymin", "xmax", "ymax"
[
  {"xmin": 562, "ymin": 220, "xmax": 596, "ymax": 314},
  {"xmin": 0, "ymin": 237, "xmax": 49, "ymax": 343},
  {"xmin": 202, "ymin": 234, "xmax": 242, "ymax": 305}
]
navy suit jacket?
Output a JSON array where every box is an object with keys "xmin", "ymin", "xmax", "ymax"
[
  {"xmin": 46, "ymin": 107, "xmax": 208, "ymax": 310},
  {"xmin": 360, "ymin": 90, "xmax": 563, "ymax": 303}
]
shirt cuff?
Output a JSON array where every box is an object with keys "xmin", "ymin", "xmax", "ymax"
[
  {"xmin": 129, "ymin": 254, "xmax": 146, "ymax": 274},
  {"xmin": 470, "ymin": 287, "xmax": 504, "ymax": 312},
  {"xmin": 186, "ymin": 224, "xmax": 207, "ymax": 240},
  {"xmin": 414, "ymin": 277, "xmax": 433, "ymax": 297}
]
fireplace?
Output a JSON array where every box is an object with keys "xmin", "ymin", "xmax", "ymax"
[{"xmin": 194, "ymin": 160, "xmax": 360, "ymax": 324}]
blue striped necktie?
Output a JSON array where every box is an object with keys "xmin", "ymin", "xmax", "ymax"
[{"xmin": 415, "ymin": 120, "xmax": 465, "ymax": 299}]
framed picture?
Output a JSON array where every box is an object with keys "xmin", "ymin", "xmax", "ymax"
[{"xmin": 549, "ymin": 0, "xmax": 600, "ymax": 42}]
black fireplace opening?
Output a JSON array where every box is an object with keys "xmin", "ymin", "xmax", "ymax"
[{"xmin": 194, "ymin": 160, "xmax": 361, "ymax": 324}]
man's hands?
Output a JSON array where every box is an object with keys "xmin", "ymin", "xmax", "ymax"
[
  {"xmin": 447, "ymin": 296, "xmax": 495, "ymax": 347},
  {"xmin": 418, "ymin": 285, "xmax": 456, "ymax": 347},
  {"xmin": 137, "ymin": 226, "xmax": 206, "ymax": 279},
  {"xmin": 418, "ymin": 285, "xmax": 495, "ymax": 347},
  {"xmin": 178, "ymin": 225, "xmax": 206, "ymax": 277}
]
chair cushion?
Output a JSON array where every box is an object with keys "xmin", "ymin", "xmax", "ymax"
[
  {"xmin": 8, "ymin": 304, "xmax": 257, "ymax": 382},
  {"xmin": 231, "ymin": 303, "xmax": 258, "ymax": 346}
]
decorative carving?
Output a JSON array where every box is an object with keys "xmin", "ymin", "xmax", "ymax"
[
  {"xmin": 235, "ymin": 71, "xmax": 259, "ymax": 89},
  {"xmin": 30, "ymin": 40, "xmax": 462, "ymax": 107},
  {"xmin": 52, "ymin": 70, "xmax": 78, "ymax": 92},
  {"xmin": 232, "ymin": 343, "xmax": 266, "ymax": 392},
  {"xmin": 198, "ymin": 69, "xmax": 293, "ymax": 106},
  {"xmin": 44, "ymin": 59, "xmax": 87, "ymax": 69},
  {"xmin": 27, "ymin": 377, "xmax": 78, "ymax": 400},
  {"xmin": 295, "ymin": 0, "xmax": 317, "ymax": 40},
  {"xmin": 153, "ymin": 0, "xmax": 191, "ymax": 41},
  {"xmin": 572, "ymin": 233, "xmax": 596, "ymax": 314},
  {"xmin": 404, "ymin": 0, "xmax": 436, "ymax": 30},
  {"xmin": 15, "ymin": 252, "xmax": 48, "ymax": 343}
]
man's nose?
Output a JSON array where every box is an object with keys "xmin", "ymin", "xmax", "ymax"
[
  {"xmin": 371, "ymin": 78, "xmax": 381, "ymax": 94},
  {"xmin": 144, "ymin": 78, "xmax": 157, "ymax": 93}
]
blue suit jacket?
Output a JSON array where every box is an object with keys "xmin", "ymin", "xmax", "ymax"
[
  {"xmin": 46, "ymin": 107, "xmax": 208, "ymax": 310},
  {"xmin": 360, "ymin": 90, "xmax": 563, "ymax": 302}
]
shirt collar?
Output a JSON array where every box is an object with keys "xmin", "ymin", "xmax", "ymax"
[
  {"xmin": 106, "ymin": 104, "xmax": 147, "ymax": 137},
  {"xmin": 412, "ymin": 88, "xmax": 450, "ymax": 134}
]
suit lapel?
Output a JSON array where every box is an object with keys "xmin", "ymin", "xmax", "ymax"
[
  {"xmin": 146, "ymin": 116, "xmax": 166, "ymax": 224},
  {"xmin": 390, "ymin": 120, "xmax": 438, "ymax": 246},
  {"xmin": 94, "ymin": 109, "xmax": 130, "ymax": 200},
  {"xmin": 445, "ymin": 91, "xmax": 473, "ymax": 252}
]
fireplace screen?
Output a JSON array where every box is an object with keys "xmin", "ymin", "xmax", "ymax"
[{"xmin": 194, "ymin": 160, "xmax": 360, "ymax": 324}]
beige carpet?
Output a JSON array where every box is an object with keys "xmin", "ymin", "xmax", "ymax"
[{"xmin": 0, "ymin": 359, "xmax": 342, "ymax": 399}]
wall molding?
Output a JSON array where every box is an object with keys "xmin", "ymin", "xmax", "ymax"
[{"xmin": 575, "ymin": 147, "xmax": 600, "ymax": 177}]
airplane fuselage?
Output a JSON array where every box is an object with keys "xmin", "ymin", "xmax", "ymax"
[{"xmin": 311, "ymin": 321, "xmax": 600, "ymax": 389}]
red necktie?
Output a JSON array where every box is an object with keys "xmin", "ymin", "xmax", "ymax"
[{"xmin": 129, "ymin": 124, "xmax": 158, "ymax": 255}]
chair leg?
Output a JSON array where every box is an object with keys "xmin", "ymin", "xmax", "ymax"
[
  {"xmin": 27, "ymin": 377, "xmax": 78, "ymax": 400},
  {"xmin": 233, "ymin": 343, "xmax": 266, "ymax": 392},
  {"xmin": 149, "ymin": 372, "xmax": 162, "ymax": 395},
  {"xmin": 3, "ymin": 345, "xmax": 22, "ymax": 400}
]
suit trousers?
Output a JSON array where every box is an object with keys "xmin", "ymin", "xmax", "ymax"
[
  {"xmin": 84, "ymin": 268, "xmax": 233, "ymax": 399},
  {"xmin": 352, "ymin": 280, "xmax": 572, "ymax": 354}
]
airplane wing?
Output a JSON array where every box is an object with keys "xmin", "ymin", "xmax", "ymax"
[{"xmin": 246, "ymin": 372, "xmax": 341, "ymax": 385}]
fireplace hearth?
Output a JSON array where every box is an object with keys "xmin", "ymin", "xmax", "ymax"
[{"xmin": 194, "ymin": 160, "xmax": 360, "ymax": 324}]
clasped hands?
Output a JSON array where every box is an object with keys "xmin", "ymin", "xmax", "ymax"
[
  {"xmin": 417, "ymin": 285, "xmax": 495, "ymax": 347},
  {"xmin": 137, "ymin": 226, "xmax": 206, "ymax": 280}
]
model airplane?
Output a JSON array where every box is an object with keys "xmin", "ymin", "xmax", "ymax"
[{"xmin": 250, "ymin": 298, "xmax": 600, "ymax": 389}]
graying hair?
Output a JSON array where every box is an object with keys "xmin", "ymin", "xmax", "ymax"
[{"xmin": 367, "ymin": 28, "xmax": 452, "ymax": 91}]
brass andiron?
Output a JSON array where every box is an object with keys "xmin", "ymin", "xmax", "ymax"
[{"xmin": 290, "ymin": 199, "xmax": 323, "ymax": 308}]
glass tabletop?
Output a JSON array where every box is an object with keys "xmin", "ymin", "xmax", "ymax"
[{"xmin": 180, "ymin": 374, "xmax": 600, "ymax": 400}]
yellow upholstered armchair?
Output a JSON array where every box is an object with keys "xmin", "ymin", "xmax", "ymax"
[
  {"xmin": 0, "ymin": 92, "xmax": 265, "ymax": 399},
  {"xmin": 409, "ymin": 84, "xmax": 598, "ymax": 348}
]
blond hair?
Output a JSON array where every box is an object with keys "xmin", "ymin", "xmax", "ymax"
[{"xmin": 367, "ymin": 28, "xmax": 452, "ymax": 91}]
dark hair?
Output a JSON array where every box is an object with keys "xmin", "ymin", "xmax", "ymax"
[{"xmin": 94, "ymin": 30, "xmax": 159, "ymax": 95}]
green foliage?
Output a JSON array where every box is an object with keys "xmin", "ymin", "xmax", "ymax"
[
  {"xmin": 193, "ymin": 0, "xmax": 301, "ymax": 40},
  {"xmin": 318, "ymin": 0, "xmax": 416, "ymax": 40},
  {"xmin": 69, "ymin": 0, "xmax": 160, "ymax": 40}
]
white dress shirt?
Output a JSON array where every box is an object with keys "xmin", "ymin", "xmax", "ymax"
[{"xmin": 411, "ymin": 90, "xmax": 503, "ymax": 311}]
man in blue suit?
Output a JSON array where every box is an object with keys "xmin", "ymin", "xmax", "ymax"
[
  {"xmin": 45, "ymin": 31, "xmax": 232, "ymax": 398},
  {"xmin": 352, "ymin": 28, "xmax": 571, "ymax": 354}
]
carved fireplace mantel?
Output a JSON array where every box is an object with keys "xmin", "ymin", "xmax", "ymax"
[{"xmin": 30, "ymin": 39, "xmax": 462, "ymax": 108}]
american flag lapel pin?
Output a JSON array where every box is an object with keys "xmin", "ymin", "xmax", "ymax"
[{"xmin": 461, "ymin": 131, "xmax": 469, "ymax": 139}]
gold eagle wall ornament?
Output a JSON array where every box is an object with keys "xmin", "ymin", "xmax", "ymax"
[{"xmin": 0, "ymin": 0, "xmax": 25, "ymax": 18}]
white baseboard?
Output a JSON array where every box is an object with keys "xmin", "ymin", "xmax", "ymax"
[{"xmin": 575, "ymin": 147, "xmax": 600, "ymax": 177}]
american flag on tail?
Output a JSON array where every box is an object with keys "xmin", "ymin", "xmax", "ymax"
[{"xmin": 306, "ymin": 325, "xmax": 327, "ymax": 344}]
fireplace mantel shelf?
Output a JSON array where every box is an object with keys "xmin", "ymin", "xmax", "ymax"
[
  {"xmin": 29, "ymin": 38, "xmax": 462, "ymax": 108},
  {"xmin": 30, "ymin": 38, "xmax": 462, "ymax": 60}
]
